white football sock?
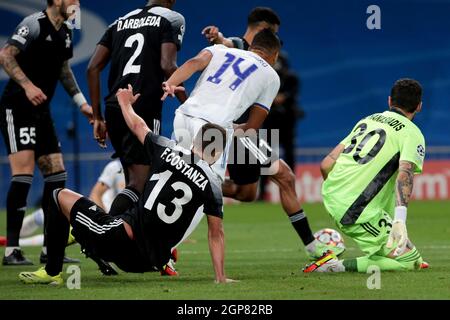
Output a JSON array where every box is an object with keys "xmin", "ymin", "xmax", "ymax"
[
  {"xmin": 5, "ymin": 247, "xmax": 20, "ymax": 257},
  {"xmin": 20, "ymin": 209, "xmax": 44, "ymax": 237},
  {"xmin": 19, "ymin": 234, "xmax": 44, "ymax": 247},
  {"xmin": 305, "ymin": 239, "xmax": 320, "ymax": 252}
]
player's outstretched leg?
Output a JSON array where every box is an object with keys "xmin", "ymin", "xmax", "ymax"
[
  {"xmin": 268, "ymin": 160, "xmax": 344, "ymax": 259},
  {"xmin": 303, "ymin": 247, "xmax": 425, "ymax": 273}
]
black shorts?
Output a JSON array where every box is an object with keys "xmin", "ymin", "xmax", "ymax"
[
  {"xmin": 70, "ymin": 197, "xmax": 147, "ymax": 273},
  {"xmin": 0, "ymin": 105, "xmax": 61, "ymax": 158},
  {"xmin": 227, "ymin": 134, "xmax": 279, "ymax": 185},
  {"xmin": 105, "ymin": 105, "xmax": 161, "ymax": 166}
]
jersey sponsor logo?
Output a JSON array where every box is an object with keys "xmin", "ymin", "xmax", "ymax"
[
  {"xmin": 160, "ymin": 148, "xmax": 209, "ymax": 191},
  {"xmin": 417, "ymin": 145, "xmax": 425, "ymax": 157},
  {"xmin": 17, "ymin": 25, "xmax": 29, "ymax": 37},
  {"xmin": 117, "ymin": 16, "xmax": 162, "ymax": 32}
]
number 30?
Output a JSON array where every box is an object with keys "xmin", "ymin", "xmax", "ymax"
[{"xmin": 343, "ymin": 123, "xmax": 386, "ymax": 164}]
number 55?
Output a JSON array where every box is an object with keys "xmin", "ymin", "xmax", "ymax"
[{"xmin": 20, "ymin": 127, "xmax": 36, "ymax": 145}]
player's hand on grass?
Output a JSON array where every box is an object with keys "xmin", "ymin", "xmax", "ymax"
[
  {"xmin": 161, "ymin": 82, "xmax": 185, "ymax": 101},
  {"xmin": 202, "ymin": 26, "xmax": 223, "ymax": 44},
  {"xmin": 386, "ymin": 220, "xmax": 409, "ymax": 257},
  {"xmin": 80, "ymin": 103, "xmax": 94, "ymax": 125},
  {"xmin": 117, "ymin": 84, "xmax": 141, "ymax": 106},
  {"xmin": 93, "ymin": 119, "xmax": 107, "ymax": 149},
  {"xmin": 24, "ymin": 83, "xmax": 47, "ymax": 106}
]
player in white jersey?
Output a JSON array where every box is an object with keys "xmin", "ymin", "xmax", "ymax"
[
  {"xmin": 90, "ymin": 160, "xmax": 126, "ymax": 212},
  {"xmin": 162, "ymin": 29, "xmax": 281, "ymax": 181}
]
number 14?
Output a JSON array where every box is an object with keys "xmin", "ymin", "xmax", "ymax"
[{"xmin": 207, "ymin": 53, "xmax": 258, "ymax": 91}]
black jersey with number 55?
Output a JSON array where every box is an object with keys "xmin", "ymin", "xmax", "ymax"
[
  {"xmin": 122, "ymin": 132, "xmax": 223, "ymax": 269},
  {"xmin": 99, "ymin": 4, "xmax": 185, "ymax": 117}
]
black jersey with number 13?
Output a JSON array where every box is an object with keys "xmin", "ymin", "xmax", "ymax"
[
  {"xmin": 99, "ymin": 5, "xmax": 185, "ymax": 117},
  {"xmin": 122, "ymin": 133, "xmax": 223, "ymax": 269}
]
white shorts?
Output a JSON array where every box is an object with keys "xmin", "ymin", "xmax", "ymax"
[{"xmin": 173, "ymin": 110, "xmax": 233, "ymax": 182}]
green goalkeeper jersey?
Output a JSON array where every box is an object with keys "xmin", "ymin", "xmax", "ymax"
[{"xmin": 322, "ymin": 110, "xmax": 425, "ymax": 225}]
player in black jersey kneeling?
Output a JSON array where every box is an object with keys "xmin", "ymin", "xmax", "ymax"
[{"xmin": 19, "ymin": 85, "xmax": 236, "ymax": 285}]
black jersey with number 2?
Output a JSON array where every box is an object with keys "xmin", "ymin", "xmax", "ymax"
[
  {"xmin": 122, "ymin": 132, "xmax": 223, "ymax": 269},
  {"xmin": 99, "ymin": 5, "xmax": 185, "ymax": 118},
  {"xmin": 0, "ymin": 11, "xmax": 73, "ymax": 108}
]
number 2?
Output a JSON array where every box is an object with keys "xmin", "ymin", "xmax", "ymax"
[{"xmin": 123, "ymin": 33, "xmax": 144, "ymax": 76}]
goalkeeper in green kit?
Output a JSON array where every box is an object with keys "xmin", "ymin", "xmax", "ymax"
[{"xmin": 304, "ymin": 79, "xmax": 429, "ymax": 273}]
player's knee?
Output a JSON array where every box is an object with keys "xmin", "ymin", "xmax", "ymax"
[
  {"xmin": 235, "ymin": 189, "xmax": 257, "ymax": 202},
  {"xmin": 55, "ymin": 189, "xmax": 69, "ymax": 208},
  {"xmin": 9, "ymin": 151, "xmax": 35, "ymax": 174},
  {"xmin": 37, "ymin": 154, "xmax": 65, "ymax": 175},
  {"xmin": 126, "ymin": 181, "xmax": 146, "ymax": 194},
  {"xmin": 272, "ymin": 163, "xmax": 296, "ymax": 188}
]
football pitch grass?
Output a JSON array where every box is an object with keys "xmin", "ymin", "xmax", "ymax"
[{"xmin": 0, "ymin": 201, "xmax": 449, "ymax": 300}]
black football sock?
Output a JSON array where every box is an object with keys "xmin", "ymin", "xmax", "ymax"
[
  {"xmin": 288, "ymin": 209, "xmax": 315, "ymax": 246},
  {"xmin": 109, "ymin": 187, "xmax": 140, "ymax": 216},
  {"xmin": 6, "ymin": 175, "xmax": 33, "ymax": 249},
  {"xmin": 45, "ymin": 189, "xmax": 69, "ymax": 276},
  {"xmin": 42, "ymin": 171, "xmax": 67, "ymax": 252}
]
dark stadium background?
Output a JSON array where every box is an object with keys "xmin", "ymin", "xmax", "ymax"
[{"xmin": 0, "ymin": 0, "xmax": 449, "ymax": 207}]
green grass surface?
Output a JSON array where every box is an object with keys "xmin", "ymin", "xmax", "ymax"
[{"xmin": 0, "ymin": 201, "xmax": 449, "ymax": 300}]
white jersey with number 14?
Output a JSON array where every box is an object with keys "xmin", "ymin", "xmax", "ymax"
[{"xmin": 177, "ymin": 45, "xmax": 280, "ymax": 128}]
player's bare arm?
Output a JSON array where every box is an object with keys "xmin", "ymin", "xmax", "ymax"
[
  {"xmin": 201, "ymin": 26, "xmax": 234, "ymax": 48},
  {"xmin": 206, "ymin": 215, "xmax": 237, "ymax": 284},
  {"xmin": 0, "ymin": 44, "xmax": 47, "ymax": 106},
  {"xmin": 320, "ymin": 144, "xmax": 345, "ymax": 180},
  {"xmin": 233, "ymin": 105, "xmax": 269, "ymax": 133},
  {"xmin": 60, "ymin": 60, "xmax": 93, "ymax": 123},
  {"xmin": 386, "ymin": 160, "xmax": 417, "ymax": 257},
  {"xmin": 89, "ymin": 182, "xmax": 109, "ymax": 210},
  {"xmin": 162, "ymin": 49, "xmax": 213, "ymax": 100},
  {"xmin": 87, "ymin": 44, "xmax": 111, "ymax": 148},
  {"xmin": 161, "ymin": 42, "xmax": 187, "ymax": 103},
  {"xmin": 396, "ymin": 160, "xmax": 416, "ymax": 207},
  {"xmin": 116, "ymin": 85, "xmax": 150, "ymax": 144}
]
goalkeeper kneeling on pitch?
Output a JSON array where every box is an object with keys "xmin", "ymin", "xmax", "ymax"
[{"xmin": 304, "ymin": 78, "xmax": 428, "ymax": 273}]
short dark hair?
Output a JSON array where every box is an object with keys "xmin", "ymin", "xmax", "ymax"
[
  {"xmin": 194, "ymin": 123, "xmax": 227, "ymax": 157},
  {"xmin": 251, "ymin": 29, "xmax": 281, "ymax": 55},
  {"xmin": 47, "ymin": 0, "xmax": 53, "ymax": 6},
  {"xmin": 390, "ymin": 79, "xmax": 423, "ymax": 113},
  {"xmin": 248, "ymin": 7, "xmax": 281, "ymax": 27}
]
